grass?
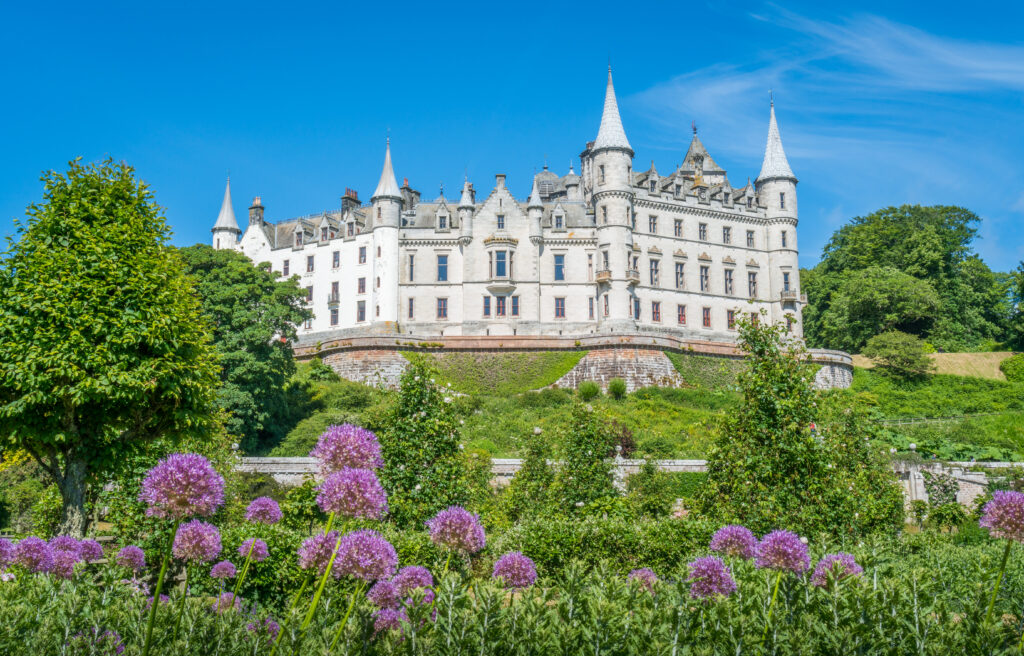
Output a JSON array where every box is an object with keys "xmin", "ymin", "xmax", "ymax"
[
  {"xmin": 664, "ymin": 352, "xmax": 745, "ymax": 389},
  {"xmin": 405, "ymin": 351, "xmax": 587, "ymax": 395},
  {"xmin": 852, "ymin": 351, "xmax": 1014, "ymax": 380}
]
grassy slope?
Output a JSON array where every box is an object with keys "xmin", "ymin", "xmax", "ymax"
[
  {"xmin": 852, "ymin": 352, "xmax": 1013, "ymax": 380},
  {"xmin": 406, "ymin": 351, "xmax": 587, "ymax": 395}
]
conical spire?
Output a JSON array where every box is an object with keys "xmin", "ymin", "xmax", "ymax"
[
  {"xmin": 372, "ymin": 138, "xmax": 402, "ymax": 200},
  {"xmin": 213, "ymin": 177, "xmax": 239, "ymax": 231},
  {"xmin": 593, "ymin": 67, "xmax": 632, "ymax": 153},
  {"xmin": 757, "ymin": 102, "xmax": 795, "ymax": 182},
  {"xmin": 458, "ymin": 178, "xmax": 474, "ymax": 208},
  {"xmin": 527, "ymin": 176, "xmax": 543, "ymax": 208}
]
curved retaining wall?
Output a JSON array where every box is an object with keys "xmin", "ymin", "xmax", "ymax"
[{"xmin": 295, "ymin": 334, "xmax": 853, "ymax": 390}]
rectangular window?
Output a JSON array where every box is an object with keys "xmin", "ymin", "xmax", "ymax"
[
  {"xmin": 330, "ymin": 280, "xmax": 339, "ymax": 299},
  {"xmin": 786, "ymin": 316, "xmax": 794, "ymax": 333},
  {"xmin": 779, "ymin": 192, "xmax": 786, "ymax": 209},
  {"xmin": 307, "ymin": 255, "xmax": 315, "ymax": 273},
  {"xmin": 332, "ymin": 251, "xmax": 340, "ymax": 268},
  {"xmin": 700, "ymin": 265, "xmax": 710, "ymax": 292},
  {"xmin": 496, "ymin": 295, "xmax": 506, "ymax": 316},
  {"xmin": 781, "ymin": 231, "xmax": 788, "ymax": 248},
  {"xmin": 303, "ymin": 317, "xmax": 312, "ymax": 330},
  {"xmin": 722, "ymin": 227, "xmax": 731, "ymax": 244},
  {"xmin": 747, "ymin": 197, "xmax": 753, "ymax": 208},
  {"xmin": 648, "ymin": 216, "xmax": 657, "ymax": 233},
  {"xmin": 587, "ymin": 253, "xmax": 593, "ymax": 281},
  {"xmin": 496, "ymin": 214, "xmax": 505, "ymax": 230},
  {"xmin": 727, "ymin": 310, "xmax": 736, "ymax": 330},
  {"xmin": 674, "ymin": 219, "xmax": 682, "ymax": 237},
  {"xmin": 495, "ymin": 251, "xmax": 507, "ymax": 278},
  {"xmin": 649, "ymin": 180, "xmax": 656, "ymax": 192},
  {"xmin": 408, "ymin": 254, "xmax": 415, "ymax": 281},
  {"xmin": 599, "ymin": 165, "xmax": 605, "ymax": 183},
  {"xmin": 589, "ymin": 297, "xmax": 595, "ymax": 319},
  {"xmin": 783, "ymin": 271, "xmax": 791, "ymax": 292},
  {"xmin": 358, "ymin": 246, "xmax": 366, "ymax": 264},
  {"xmin": 283, "ymin": 260, "xmax": 290, "ymax": 276},
  {"xmin": 357, "ymin": 301, "xmax": 366, "ymax": 322},
  {"xmin": 675, "ymin": 262, "xmax": 685, "ymax": 289},
  {"xmin": 295, "ymin": 233, "xmax": 303, "ymax": 247},
  {"xmin": 748, "ymin": 272, "xmax": 757, "ymax": 298},
  {"xmin": 408, "ymin": 298, "xmax": 414, "ymax": 319},
  {"xmin": 724, "ymin": 269, "xmax": 734, "ymax": 295},
  {"xmin": 702, "ymin": 307, "xmax": 711, "ymax": 328},
  {"xmin": 751, "ymin": 312, "xmax": 759, "ymax": 326},
  {"xmin": 633, "ymin": 298, "xmax": 641, "ymax": 320},
  {"xmin": 677, "ymin": 304, "xmax": 686, "ymax": 325},
  {"xmin": 347, "ymin": 222, "xmax": 354, "ymax": 236},
  {"xmin": 554, "ymin": 254, "xmax": 565, "ymax": 281},
  {"xmin": 483, "ymin": 296, "xmax": 491, "ymax": 317},
  {"xmin": 357, "ymin": 278, "xmax": 365, "ymax": 294},
  {"xmin": 511, "ymin": 295, "xmax": 519, "ymax": 316},
  {"xmin": 321, "ymin": 227, "xmax": 329, "ymax": 241},
  {"xmin": 601, "ymin": 206, "xmax": 608, "ymax": 224},
  {"xmin": 330, "ymin": 307, "xmax": 339, "ymax": 326},
  {"xmin": 699, "ymin": 223, "xmax": 708, "ymax": 241},
  {"xmin": 437, "ymin": 254, "xmax": 448, "ymax": 282},
  {"xmin": 439, "ymin": 214, "xmax": 447, "ymax": 230},
  {"xmin": 746, "ymin": 230, "xmax": 755, "ymax": 248},
  {"xmin": 602, "ymin": 251, "xmax": 610, "ymax": 270},
  {"xmin": 305, "ymin": 286, "xmax": 313, "ymax": 302},
  {"xmin": 555, "ymin": 214, "xmax": 564, "ymax": 229},
  {"xmin": 603, "ymin": 294, "xmax": 609, "ymax": 317},
  {"xmin": 649, "ymin": 259, "xmax": 660, "ymax": 286},
  {"xmin": 436, "ymin": 298, "xmax": 448, "ymax": 319},
  {"xmin": 652, "ymin": 301, "xmax": 661, "ymax": 322},
  {"xmin": 554, "ymin": 297, "xmax": 565, "ymax": 318}
]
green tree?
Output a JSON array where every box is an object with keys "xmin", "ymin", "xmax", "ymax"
[
  {"xmin": 505, "ymin": 428, "xmax": 555, "ymax": 521},
  {"xmin": 178, "ymin": 245, "xmax": 311, "ymax": 452},
  {"xmin": 552, "ymin": 401, "xmax": 617, "ymax": 512},
  {"xmin": 862, "ymin": 331, "xmax": 935, "ymax": 381},
  {"xmin": 377, "ymin": 357, "xmax": 468, "ymax": 526},
  {"xmin": 1008, "ymin": 262, "xmax": 1024, "ymax": 350},
  {"xmin": 0, "ymin": 160, "xmax": 220, "ymax": 536}
]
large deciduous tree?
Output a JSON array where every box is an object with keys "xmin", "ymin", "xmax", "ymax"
[
  {"xmin": 177, "ymin": 245, "xmax": 311, "ymax": 452},
  {"xmin": 0, "ymin": 160, "xmax": 220, "ymax": 536}
]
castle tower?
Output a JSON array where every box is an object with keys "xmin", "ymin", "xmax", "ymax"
[
  {"xmin": 371, "ymin": 139, "xmax": 403, "ymax": 328},
  {"xmin": 588, "ymin": 67, "xmax": 635, "ymax": 329},
  {"xmin": 457, "ymin": 178, "xmax": 475, "ymax": 243},
  {"xmin": 211, "ymin": 177, "xmax": 241, "ymax": 250},
  {"xmin": 755, "ymin": 101, "xmax": 801, "ymax": 333},
  {"xmin": 527, "ymin": 175, "xmax": 543, "ymax": 239}
]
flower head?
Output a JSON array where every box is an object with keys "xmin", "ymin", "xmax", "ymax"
[
  {"xmin": 628, "ymin": 568, "xmax": 658, "ymax": 593},
  {"xmin": 811, "ymin": 552, "xmax": 863, "ymax": 588},
  {"xmin": 334, "ymin": 530, "xmax": 398, "ymax": 582},
  {"xmin": 393, "ymin": 566, "xmax": 433, "ymax": 595},
  {"xmin": 67, "ymin": 628, "xmax": 124, "ymax": 656},
  {"xmin": 14, "ymin": 537, "xmax": 53, "ymax": 573},
  {"xmin": 138, "ymin": 453, "xmax": 225, "ymax": 519},
  {"xmin": 0, "ymin": 538, "xmax": 13, "ymax": 567},
  {"xmin": 79, "ymin": 539, "xmax": 104, "ymax": 562},
  {"xmin": 211, "ymin": 560, "xmax": 237, "ymax": 579},
  {"xmin": 246, "ymin": 618, "xmax": 280, "ymax": 645},
  {"xmin": 51, "ymin": 550, "xmax": 79, "ymax": 580},
  {"xmin": 245, "ymin": 497, "xmax": 283, "ymax": 525},
  {"xmin": 426, "ymin": 506, "xmax": 486, "ymax": 554},
  {"xmin": 492, "ymin": 552, "xmax": 537, "ymax": 589},
  {"xmin": 173, "ymin": 520, "xmax": 222, "ymax": 563},
  {"xmin": 980, "ymin": 491, "xmax": 1024, "ymax": 542},
  {"xmin": 297, "ymin": 532, "xmax": 341, "ymax": 576},
  {"xmin": 49, "ymin": 536, "xmax": 83, "ymax": 560},
  {"xmin": 709, "ymin": 525, "xmax": 757, "ymax": 559},
  {"xmin": 373, "ymin": 607, "xmax": 408, "ymax": 636},
  {"xmin": 316, "ymin": 468, "xmax": 388, "ymax": 519},
  {"xmin": 367, "ymin": 579, "xmax": 401, "ymax": 609},
  {"xmin": 755, "ymin": 530, "xmax": 811, "ymax": 573},
  {"xmin": 211, "ymin": 592, "xmax": 242, "ymax": 614},
  {"xmin": 146, "ymin": 594, "xmax": 171, "ymax": 609},
  {"xmin": 115, "ymin": 546, "xmax": 146, "ymax": 572},
  {"xmin": 310, "ymin": 424, "xmax": 383, "ymax": 473},
  {"xmin": 239, "ymin": 538, "xmax": 269, "ymax": 562},
  {"xmin": 687, "ymin": 556, "xmax": 737, "ymax": 600}
]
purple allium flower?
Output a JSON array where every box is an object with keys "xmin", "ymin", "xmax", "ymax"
[
  {"xmin": 239, "ymin": 538, "xmax": 269, "ymax": 562},
  {"xmin": 310, "ymin": 424, "xmax": 383, "ymax": 474},
  {"xmin": 709, "ymin": 525, "xmax": 758, "ymax": 559},
  {"xmin": 172, "ymin": 520, "xmax": 222, "ymax": 563},
  {"xmin": 0, "ymin": 538, "xmax": 13, "ymax": 567},
  {"xmin": 628, "ymin": 568, "xmax": 658, "ymax": 593},
  {"xmin": 121, "ymin": 577, "xmax": 149, "ymax": 596},
  {"xmin": 211, "ymin": 560, "xmax": 237, "ymax": 579},
  {"xmin": 426, "ymin": 506, "xmax": 486, "ymax": 554},
  {"xmin": 138, "ymin": 453, "xmax": 225, "ymax": 520},
  {"xmin": 492, "ymin": 552, "xmax": 538, "ymax": 589},
  {"xmin": 79, "ymin": 539, "xmax": 104, "ymax": 562},
  {"xmin": 246, "ymin": 618, "xmax": 280, "ymax": 644},
  {"xmin": 297, "ymin": 532, "xmax": 342, "ymax": 576},
  {"xmin": 67, "ymin": 628, "xmax": 124, "ymax": 656},
  {"xmin": 367, "ymin": 579, "xmax": 402, "ymax": 609},
  {"xmin": 146, "ymin": 594, "xmax": 171, "ymax": 609},
  {"xmin": 14, "ymin": 536, "xmax": 53, "ymax": 573},
  {"xmin": 811, "ymin": 553, "xmax": 863, "ymax": 588},
  {"xmin": 393, "ymin": 566, "xmax": 433, "ymax": 595},
  {"xmin": 51, "ymin": 550, "xmax": 79, "ymax": 580},
  {"xmin": 245, "ymin": 497, "xmax": 283, "ymax": 525},
  {"xmin": 980, "ymin": 491, "xmax": 1024, "ymax": 542},
  {"xmin": 334, "ymin": 530, "xmax": 398, "ymax": 582},
  {"xmin": 316, "ymin": 468, "xmax": 389, "ymax": 519},
  {"xmin": 373, "ymin": 608, "xmax": 408, "ymax": 635},
  {"xmin": 49, "ymin": 536, "xmax": 83, "ymax": 560},
  {"xmin": 211, "ymin": 591, "xmax": 242, "ymax": 614},
  {"xmin": 115, "ymin": 546, "xmax": 146, "ymax": 572},
  {"xmin": 687, "ymin": 556, "xmax": 737, "ymax": 600},
  {"xmin": 755, "ymin": 530, "xmax": 811, "ymax": 573},
  {"xmin": 0, "ymin": 572, "xmax": 15, "ymax": 582}
]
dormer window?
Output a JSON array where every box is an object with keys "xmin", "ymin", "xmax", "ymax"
[
  {"xmin": 295, "ymin": 233, "xmax": 303, "ymax": 247},
  {"xmin": 347, "ymin": 223, "xmax": 355, "ymax": 236},
  {"xmin": 675, "ymin": 184, "xmax": 681, "ymax": 196},
  {"xmin": 438, "ymin": 214, "xmax": 448, "ymax": 230},
  {"xmin": 724, "ymin": 192, "xmax": 730, "ymax": 204},
  {"xmin": 747, "ymin": 197, "xmax": 753, "ymax": 208},
  {"xmin": 554, "ymin": 214, "xmax": 564, "ymax": 229},
  {"xmin": 649, "ymin": 180, "xmax": 656, "ymax": 192}
]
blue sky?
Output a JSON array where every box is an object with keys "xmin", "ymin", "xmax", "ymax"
[{"xmin": 2, "ymin": 0, "xmax": 1022, "ymax": 270}]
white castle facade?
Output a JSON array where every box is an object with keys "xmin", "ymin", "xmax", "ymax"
[{"xmin": 211, "ymin": 70, "xmax": 804, "ymax": 344}]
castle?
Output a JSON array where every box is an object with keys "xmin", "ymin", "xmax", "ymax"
[{"xmin": 211, "ymin": 69, "xmax": 804, "ymax": 347}]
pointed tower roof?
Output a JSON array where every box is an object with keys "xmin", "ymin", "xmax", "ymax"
[
  {"xmin": 213, "ymin": 178, "xmax": 240, "ymax": 232},
  {"xmin": 527, "ymin": 176, "xmax": 543, "ymax": 209},
  {"xmin": 757, "ymin": 102, "xmax": 795, "ymax": 182},
  {"xmin": 372, "ymin": 138, "xmax": 402, "ymax": 200},
  {"xmin": 593, "ymin": 67, "xmax": 633, "ymax": 153},
  {"xmin": 458, "ymin": 178, "xmax": 475, "ymax": 208},
  {"xmin": 682, "ymin": 134, "xmax": 725, "ymax": 174}
]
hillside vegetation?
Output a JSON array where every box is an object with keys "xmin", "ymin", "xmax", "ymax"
[
  {"xmin": 406, "ymin": 350, "xmax": 586, "ymax": 395},
  {"xmin": 852, "ymin": 351, "xmax": 1014, "ymax": 380}
]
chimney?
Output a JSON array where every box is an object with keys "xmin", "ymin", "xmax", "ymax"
[
  {"xmin": 495, "ymin": 173, "xmax": 506, "ymax": 189},
  {"xmin": 248, "ymin": 196, "xmax": 264, "ymax": 224},
  {"xmin": 341, "ymin": 188, "xmax": 360, "ymax": 214}
]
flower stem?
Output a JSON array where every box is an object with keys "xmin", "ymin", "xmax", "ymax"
[
  {"xmin": 294, "ymin": 533, "xmax": 344, "ymax": 650},
  {"xmin": 172, "ymin": 565, "xmax": 189, "ymax": 640},
  {"xmin": 328, "ymin": 581, "xmax": 366, "ymax": 652},
  {"xmin": 761, "ymin": 570, "xmax": 783, "ymax": 644},
  {"xmin": 229, "ymin": 540, "xmax": 256, "ymax": 610},
  {"xmin": 987, "ymin": 539, "xmax": 1013, "ymax": 624},
  {"xmin": 268, "ymin": 512, "xmax": 335, "ymax": 656},
  {"xmin": 441, "ymin": 551, "xmax": 453, "ymax": 578},
  {"xmin": 141, "ymin": 521, "xmax": 178, "ymax": 656}
]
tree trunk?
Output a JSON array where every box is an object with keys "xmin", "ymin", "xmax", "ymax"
[{"xmin": 56, "ymin": 458, "xmax": 88, "ymax": 537}]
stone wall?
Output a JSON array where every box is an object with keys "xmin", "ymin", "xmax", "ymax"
[
  {"xmin": 550, "ymin": 348, "xmax": 684, "ymax": 392},
  {"xmin": 320, "ymin": 349, "xmax": 409, "ymax": 388}
]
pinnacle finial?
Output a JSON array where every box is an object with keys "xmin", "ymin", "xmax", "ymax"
[{"xmin": 594, "ymin": 65, "xmax": 632, "ymax": 152}]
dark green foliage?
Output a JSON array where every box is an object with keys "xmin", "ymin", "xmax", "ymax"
[
  {"xmin": 409, "ymin": 350, "xmax": 586, "ymax": 395},
  {"xmin": 608, "ymin": 378, "xmax": 627, "ymax": 399},
  {"xmin": 664, "ymin": 351, "xmax": 745, "ymax": 388},
  {"xmin": 0, "ymin": 452, "xmax": 49, "ymax": 533},
  {"xmin": 862, "ymin": 330, "xmax": 935, "ymax": 380},
  {"xmin": 178, "ymin": 245, "xmax": 311, "ymax": 453},
  {"xmin": 305, "ymin": 357, "xmax": 340, "ymax": 382},
  {"xmin": 0, "ymin": 159, "xmax": 220, "ymax": 536},
  {"xmin": 922, "ymin": 470, "xmax": 959, "ymax": 507},
  {"xmin": 625, "ymin": 460, "xmax": 675, "ymax": 517},
  {"xmin": 1008, "ymin": 263, "xmax": 1024, "ymax": 350},
  {"xmin": 1000, "ymin": 352, "xmax": 1024, "ymax": 382},
  {"xmin": 698, "ymin": 318, "xmax": 904, "ymax": 536},
  {"xmin": 551, "ymin": 402, "xmax": 617, "ymax": 512},
  {"xmin": 577, "ymin": 381, "xmax": 600, "ymax": 401},
  {"xmin": 928, "ymin": 503, "xmax": 968, "ymax": 531},
  {"xmin": 664, "ymin": 471, "xmax": 708, "ymax": 500},
  {"xmin": 505, "ymin": 429, "xmax": 555, "ymax": 521},
  {"xmin": 377, "ymin": 357, "xmax": 468, "ymax": 526}
]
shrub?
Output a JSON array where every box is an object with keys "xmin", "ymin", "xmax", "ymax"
[
  {"xmin": 305, "ymin": 357, "xmax": 340, "ymax": 382},
  {"xmin": 505, "ymin": 430, "xmax": 555, "ymax": 521},
  {"xmin": 921, "ymin": 470, "xmax": 959, "ymax": 507},
  {"xmin": 626, "ymin": 461, "xmax": 675, "ymax": 518},
  {"xmin": 928, "ymin": 502, "xmax": 968, "ymax": 531},
  {"xmin": 608, "ymin": 378, "xmax": 627, "ymax": 400},
  {"xmin": 862, "ymin": 330, "xmax": 935, "ymax": 380},
  {"xmin": 1000, "ymin": 352, "xmax": 1024, "ymax": 382},
  {"xmin": 552, "ymin": 402, "xmax": 617, "ymax": 512},
  {"xmin": 577, "ymin": 381, "xmax": 600, "ymax": 401}
]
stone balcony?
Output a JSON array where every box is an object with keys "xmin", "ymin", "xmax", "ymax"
[
  {"xmin": 626, "ymin": 269, "xmax": 641, "ymax": 284},
  {"xmin": 595, "ymin": 269, "xmax": 612, "ymax": 283},
  {"xmin": 780, "ymin": 289, "xmax": 807, "ymax": 303}
]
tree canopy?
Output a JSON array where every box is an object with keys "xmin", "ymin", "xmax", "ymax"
[
  {"xmin": 177, "ymin": 245, "xmax": 311, "ymax": 453},
  {"xmin": 0, "ymin": 160, "xmax": 220, "ymax": 536}
]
